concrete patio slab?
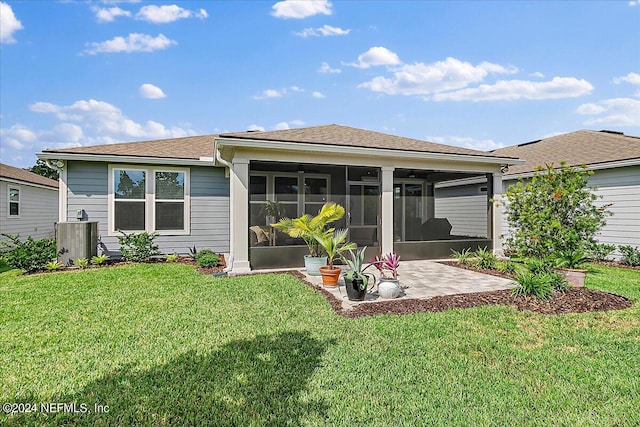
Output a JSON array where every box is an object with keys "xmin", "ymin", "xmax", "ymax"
[{"xmin": 301, "ymin": 260, "xmax": 516, "ymax": 311}]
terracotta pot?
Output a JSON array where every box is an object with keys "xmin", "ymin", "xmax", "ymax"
[
  {"xmin": 319, "ymin": 266, "xmax": 341, "ymax": 287},
  {"xmin": 555, "ymin": 268, "xmax": 587, "ymax": 287}
]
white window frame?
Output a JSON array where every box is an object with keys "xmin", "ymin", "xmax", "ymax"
[
  {"xmin": 108, "ymin": 164, "xmax": 190, "ymax": 236},
  {"xmin": 7, "ymin": 186, "xmax": 20, "ymax": 218}
]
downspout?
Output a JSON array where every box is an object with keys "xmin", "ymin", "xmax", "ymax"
[{"xmin": 216, "ymin": 147, "xmax": 234, "ymax": 273}]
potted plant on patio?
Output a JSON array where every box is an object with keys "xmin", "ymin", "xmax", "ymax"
[
  {"xmin": 271, "ymin": 202, "xmax": 345, "ymax": 276},
  {"xmin": 552, "ymin": 249, "xmax": 590, "ymax": 287},
  {"xmin": 373, "ymin": 252, "xmax": 401, "ymax": 298},
  {"xmin": 314, "ymin": 228, "xmax": 356, "ymax": 287},
  {"xmin": 341, "ymin": 246, "xmax": 377, "ymax": 301}
]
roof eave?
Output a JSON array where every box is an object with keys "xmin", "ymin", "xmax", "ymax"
[
  {"xmin": 37, "ymin": 151, "xmax": 218, "ymax": 167},
  {"xmin": 504, "ymin": 157, "xmax": 640, "ymax": 180},
  {"xmin": 215, "ymin": 137, "xmax": 523, "ymax": 166}
]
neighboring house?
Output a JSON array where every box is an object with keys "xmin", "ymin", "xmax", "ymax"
[
  {"xmin": 492, "ymin": 130, "xmax": 640, "ymax": 255},
  {"xmin": 38, "ymin": 124, "xmax": 520, "ymax": 273},
  {"xmin": 0, "ymin": 163, "xmax": 59, "ymax": 240}
]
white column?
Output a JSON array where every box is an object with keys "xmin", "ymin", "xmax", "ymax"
[
  {"xmin": 59, "ymin": 163, "xmax": 68, "ymax": 222},
  {"xmin": 492, "ymin": 172, "xmax": 504, "ymax": 256},
  {"xmin": 381, "ymin": 166, "xmax": 395, "ymax": 255},
  {"xmin": 230, "ymin": 158, "xmax": 251, "ymax": 273}
]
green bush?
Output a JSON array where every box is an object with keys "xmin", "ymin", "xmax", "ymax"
[
  {"xmin": 547, "ymin": 271, "xmax": 569, "ymax": 291},
  {"xmin": 75, "ymin": 258, "xmax": 90, "ymax": 269},
  {"xmin": 451, "ymin": 248, "xmax": 473, "ymax": 265},
  {"xmin": 498, "ymin": 260, "xmax": 517, "ymax": 275},
  {"xmin": 526, "ymin": 257, "xmax": 553, "ymax": 276},
  {"xmin": 196, "ymin": 249, "xmax": 220, "ymax": 268},
  {"xmin": 91, "ymin": 254, "xmax": 109, "ymax": 266},
  {"xmin": 511, "ymin": 272, "xmax": 553, "ymax": 299},
  {"xmin": 474, "ymin": 247, "xmax": 497, "ymax": 270},
  {"xmin": 619, "ymin": 245, "xmax": 640, "ymax": 267},
  {"xmin": 45, "ymin": 260, "xmax": 63, "ymax": 271},
  {"xmin": 589, "ymin": 243, "xmax": 616, "ymax": 262},
  {"xmin": 0, "ymin": 234, "xmax": 56, "ymax": 273},
  {"xmin": 166, "ymin": 253, "xmax": 179, "ymax": 263},
  {"xmin": 117, "ymin": 231, "xmax": 160, "ymax": 262},
  {"xmin": 503, "ymin": 162, "xmax": 610, "ymax": 258}
]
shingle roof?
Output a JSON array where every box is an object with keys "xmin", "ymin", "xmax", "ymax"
[
  {"xmin": 220, "ymin": 124, "xmax": 516, "ymax": 159},
  {"xmin": 0, "ymin": 163, "xmax": 59, "ymax": 188},
  {"xmin": 42, "ymin": 134, "xmax": 217, "ymax": 160},
  {"xmin": 492, "ymin": 130, "xmax": 640, "ymax": 176}
]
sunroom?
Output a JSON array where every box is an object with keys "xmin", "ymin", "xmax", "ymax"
[{"xmin": 215, "ymin": 125, "xmax": 521, "ymax": 274}]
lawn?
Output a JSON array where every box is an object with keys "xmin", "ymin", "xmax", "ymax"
[{"xmin": 1, "ymin": 263, "xmax": 638, "ymax": 426}]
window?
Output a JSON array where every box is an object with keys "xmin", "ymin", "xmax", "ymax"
[
  {"xmin": 109, "ymin": 165, "xmax": 189, "ymax": 235},
  {"xmin": 8, "ymin": 187, "xmax": 20, "ymax": 217},
  {"xmin": 249, "ymin": 173, "xmax": 329, "ymax": 226}
]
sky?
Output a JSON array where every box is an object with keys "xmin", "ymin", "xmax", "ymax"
[{"xmin": 1, "ymin": 0, "xmax": 639, "ymax": 169}]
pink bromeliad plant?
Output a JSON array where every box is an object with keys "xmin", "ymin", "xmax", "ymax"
[{"xmin": 372, "ymin": 252, "xmax": 401, "ymax": 280}]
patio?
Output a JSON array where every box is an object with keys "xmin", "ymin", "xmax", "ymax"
[{"xmin": 300, "ymin": 260, "xmax": 516, "ymax": 310}]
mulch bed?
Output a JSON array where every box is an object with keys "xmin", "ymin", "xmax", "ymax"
[{"xmin": 283, "ymin": 270, "xmax": 632, "ymax": 319}]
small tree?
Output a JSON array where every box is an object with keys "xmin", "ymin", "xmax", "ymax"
[{"xmin": 503, "ymin": 162, "xmax": 610, "ymax": 258}]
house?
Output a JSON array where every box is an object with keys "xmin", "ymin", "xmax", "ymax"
[
  {"xmin": 37, "ymin": 124, "xmax": 521, "ymax": 273},
  {"xmin": 491, "ymin": 130, "xmax": 640, "ymax": 255},
  {"xmin": 0, "ymin": 163, "xmax": 59, "ymax": 240}
]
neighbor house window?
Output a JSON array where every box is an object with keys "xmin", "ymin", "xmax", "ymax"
[
  {"xmin": 109, "ymin": 165, "xmax": 189, "ymax": 235},
  {"xmin": 8, "ymin": 187, "xmax": 20, "ymax": 217}
]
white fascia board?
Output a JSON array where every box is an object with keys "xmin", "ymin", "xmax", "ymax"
[
  {"xmin": 215, "ymin": 137, "xmax": 524, "ymax": 166},
  {"xmin": 37, "ymin": 152, "xmax": 218, "ymax": 167},
  {"xmin": 0, "ymin": 177, "xmax": 58, "ymax": 191},
  {"xmin": 434, "ymin": 175, "xmax": 489, "ymax": 189},
  {"xmin": 503, "ymin": 157, "xmax": 640, "ymax": 181}
]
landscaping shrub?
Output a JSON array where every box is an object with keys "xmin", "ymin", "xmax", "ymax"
[
  {"xmin": 589, "ymin": 243, "xmax": 616, "ymax": 262},
  {"xmin": 195, "ymin": 249, "xmax": 220, "ymax": 268},
  {"xmin": 498, "ymin": 260, "xmax": 517, "ymax": 275},
  {"xmin": 166, "ymin": 253, "xmax": 179, "ymax": 263},
  {"xmin": 511, "ymin": 272, "xmax": 553, "ymax": 299},
  {"xmin": 451, "ymin": 248, "xmax": 473, "ymax": 265},
  {"xmin": 526, "ymin": 257, "xmax": 553, "ymax": 276},
  {"xmin": 91, "ymin": 254, "xmax": 109, "ymax": 266},
  {"xmin": 547, "ymin": 271, "xmax": 569, "ymax": 291},
  {"xmin": 503, "ymin": 162, "xmax": 611, "ymax": 258},
  {"xmin": 117, "ymin": 231, "xmax": 160, "ymax": 262},
  {"xmin": 0, "ymin": 234, "xmax": 56, "ymax": 273},
  {"xmin": 619, "ymin": 245, "xmax": 640, "ymax": 267},
  {"xmin": 474, "ymin": 247, "xmax": 497, "ymax": 270},
  {"xmin": 75, "ymin": 258, "xmax": 90, "ymax": 269},
  {"xmin": 45, "ymin": 260, "xmax": 63, "ymax": 271}
]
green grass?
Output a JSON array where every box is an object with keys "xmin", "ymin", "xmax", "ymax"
[{"xmin": 1, "ymin": 263, "xmax": 639, "ymax": 426}]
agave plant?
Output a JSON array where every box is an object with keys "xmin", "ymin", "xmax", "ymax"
[{"xmin": 342, "ymin": 246, "xmax": 376, "ymax": 289}]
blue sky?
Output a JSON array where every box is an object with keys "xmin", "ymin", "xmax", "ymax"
[{"xmin": 1, "ymin": 0, "xmax": 639, "ymax": 168}]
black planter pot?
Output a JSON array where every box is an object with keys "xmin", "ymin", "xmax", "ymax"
[{"xmin": 345, "ymin": 277, "xmax": 367, "ymax": 301}]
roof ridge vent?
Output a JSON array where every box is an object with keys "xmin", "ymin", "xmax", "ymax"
[{"xmin": 599, "ymin": 130, "xmax": 624, "ymax": 135}]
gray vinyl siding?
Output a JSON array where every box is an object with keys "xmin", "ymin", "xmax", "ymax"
[
  {"xmin": 434, "ymin": 184, "xmax": 488, "ymax": 238},
  {"xmin": 0, "ymin": 180, "xmax": 58, "ymax": 240},
  {"xmin": 66, "ymin": 161, "xmax": 230, "ymax": 257},
  {"xmin": 501, "ymin": 165, "xmax": 640, "ymax": 257}
]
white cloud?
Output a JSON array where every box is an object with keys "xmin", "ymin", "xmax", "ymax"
[
  {"xmin": 427, "ymin": 135, "xmax": 505, "ymax": 152},
  {"xmin": 312, "ymin": 91, "xmax": 326, "ymax": 98},
  {"xmin": 271, "ymin": 0, "xmax": 332, "ymax": 19},
  {"xmin": 359, "ymin": 57, "xmax": 517, "ymax": 96},
  {"xmin": 0, "ymin": 2, "xmax": 24, "ymax": 44},
  {"xmin": 630, "ymin": 1, "xmax": 638, "ymax": 6},
  {"xmin": 349, "ymin": 46, "xmax": 400, "ymax": 69},
  {"xmin": 531, "ymin": 71, "xmax": 545, "ymax": 78},
  {"xmin": 296, "ymin": 24, "xmax": 350, "ymax": 38},
  {"xmin": 253, "ymin": 89, "xmax": 284, "ymax": 100},
  {"xmin": 577, "ymin": 98, "xmax": 640, "ymax": 126},
  {"xmin": 139, "ymin": 83, "xmax": 167, "ymax": 99},
  {"xmin": 613, "ymin": 72, "xmax": 640, "ymax": 86},
  {"xmin": 93, "ymin": 6, "xmax": 132, "ymax": 22},
  {"xmin": 432, "ymin": 77, "xmax": 593, "ymax": 101},
  {"xmin": 27, "ymin": 99, "xmax": 196, "ymax": 139},
  {"xmin": 84, "ymin": 33, "xmax": 176, "ymax": 54},
  {"xmin": 318, "ymin": 62, "xmax": 341, "ymax": 74},
  {"xmin": 248, "ymin": 124, "xmax": 265, "ymax": 131},
  {"xmin": 253, "ymin": 87, "xmax": 304, "ymax": 99},
  {"xmin": 136, "ymin": 4, "xmax": 208, "ymax": 23},
  {"xmin": 274, "ymin": 120, "xmax": 305, "ymax": 130}
]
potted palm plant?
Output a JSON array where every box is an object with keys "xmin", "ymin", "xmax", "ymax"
[
  {"xmin": 271, "ymin": 202, "xmax": 345, "ymax": 276},
  {"xmin": 341, "ymin": 246, "xmax": 376, "ymax": 301},
  {"xmin": 553, "ymin": 249, "xmax": 590, "ymax": 287},
  {"xmin": 314, "ymin": 228, "xmax": 356, "ymax": 287},
  {"xmin": 373, "ymin": 252, "xmax": 401, "ymax": 298}
]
